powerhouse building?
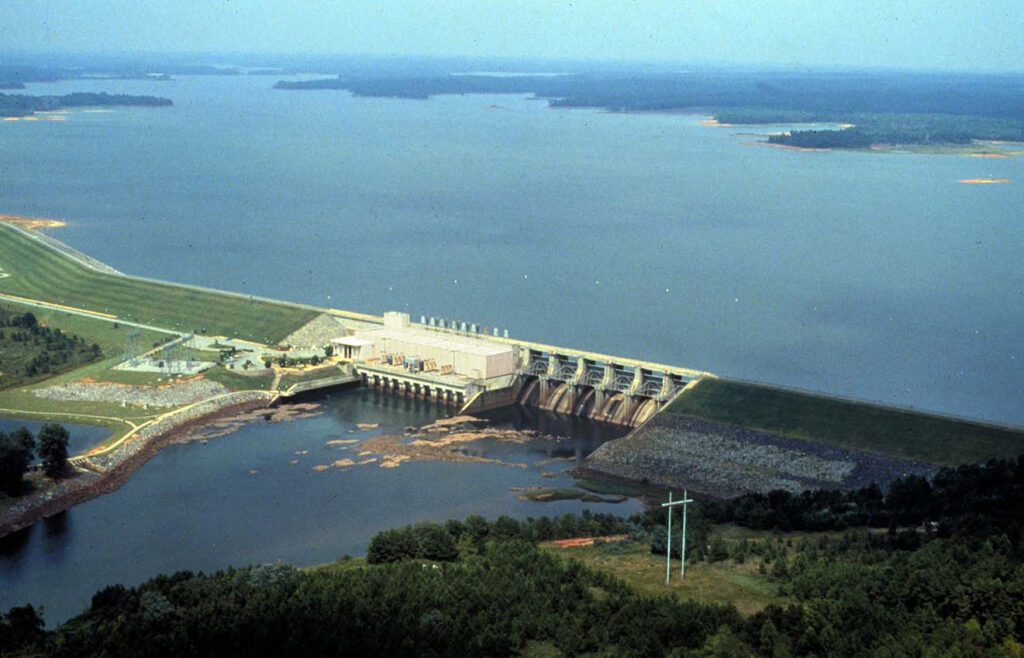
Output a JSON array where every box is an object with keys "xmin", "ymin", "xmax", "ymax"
[{"xmin": 333, "ymin": 312, "xmax": 516, "ymax": 382}]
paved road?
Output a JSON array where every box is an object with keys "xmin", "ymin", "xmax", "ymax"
[{"xmin": 0, "ymin": 292, "xmax": 178, "ymax": 336}]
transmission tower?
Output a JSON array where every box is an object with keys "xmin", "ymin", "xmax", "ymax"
[{"xmin": 124, "ymin": 330, "xmax": 141, "ymax": 366}]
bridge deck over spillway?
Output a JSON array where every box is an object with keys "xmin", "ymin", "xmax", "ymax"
[
  {"xmin": 325, "ymin": 308, "xmax": 708, "ymax": 380},
  {"xmin": 320, "ymin": 309, "xmax": 712, "ymax": 426}
]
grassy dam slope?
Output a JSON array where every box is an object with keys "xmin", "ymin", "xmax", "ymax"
[
  {"xmin": 0, "ymin": 224, "xmax": 318, "ymax": 344},
  {"xmin": 669, "ymin": 378, "xmax": 1024, "ymax": 466},
  {"xmin": 583, "ymin": 377, "xmax": 1024, "ymax": 497}
]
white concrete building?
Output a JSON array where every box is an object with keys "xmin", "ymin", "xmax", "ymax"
[
  {"xmin": 347, "ymin": 312, "xmax": 516, "ymax": 381},
  {"xmin": 331, "ymin": 336, "xmax": 375, "ymax": 361}
]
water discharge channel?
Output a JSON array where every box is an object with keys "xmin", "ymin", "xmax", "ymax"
[{"xmin": 0, "ymin": 388, "xmax": 639, "ymax": 625}]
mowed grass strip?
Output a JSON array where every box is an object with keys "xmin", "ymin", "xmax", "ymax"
[
  {"xmin": 203, "ymin": 366, "xmax": 275, "ymax": 392},
  {"xmin": 544, "ymin": 540, "xmax": 787, "ymax": 616},
  {"xmin": 0, "ymin": 224, "xmax": 318, "ymax": 344},
  {"xmin": 668, "ymin": 377, "xmax": 1024, "ymax": 465}
]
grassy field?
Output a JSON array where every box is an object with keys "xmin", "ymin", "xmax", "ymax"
[
  {"xmin": 574, "ymin": 476, "xmax": 664, "ymax": 499},
  {"xmin": 0, "ymin": 314, "xmax": 104, "ymax": 390},
  {"xmin": 309, "ymin": 533, "xmax": 788, "ymax": 619},
  {"xmin": 0, "ymin": 224, "xmax": 319, "ymax": 344},
  {"xmin": 668, "ymin": 377, "xmax": 1024, "ymax": 465},
  {"xmin": 0, "ymin": 300, "xmax": 174, "ymax": 430},
  {"xmin": 277, "ymin": 365, "xmax": 350, "ymax": 390},
  {"xmin": 1, "ymin": 298, "xmax": 168, "ymax": 357},
  {"xmin": 0, "ymin": 298, "xmax": 249, "ymax": 442},
  {"xmin": 543, "ymin": 539, "xmax": 787, "ymax": 616},
  {"xmin": 203, "ymin": 365, "xmax": 275, "ymax": 391}
]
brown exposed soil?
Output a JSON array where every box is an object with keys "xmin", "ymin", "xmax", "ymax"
[
  {"xmin": 313, "ymin": 416, "xmax": 545, "ymax": 472},
  {"xmin": 181, "ymin": 402, "xmax": 323, "ymax": 443},
  {"xmin": 548, "ymin": 535, "xmax": 629, "ymax": 549},
  {"xmin": 0, "ymin": 214, "xmax": 67, "ymax": 230}
]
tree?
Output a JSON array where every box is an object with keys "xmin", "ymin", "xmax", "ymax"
[
  {"xmin": 709, "ymin": 535, "xmax": 731, "ymax": 563},
  {"xmin": 415, "ymin": 523, "xmax": 458, "ymax": 561},
  {"xmin": 9, "ymin": 427, "xmax": 34, "ymax": 456},
  {"xmin": 12, "ymin": 312, "xmax": 37, "ymax": 328},
  {"xmin": 366, "ymin": 527, "xmax": 418, "ymax": 563},
  {"xmin": 37, "ymin": 423, "xmax": 69, "ymax": 478},
  {"xmin": 0, "ymin": 430, "xmax": 34, "ymax": 494},
  {"xmin": 0, "ymin": 604, "xmax": 46, "ymax": 655},
  {"xmin": 698, "ymin": 625, "xmax": 754, "ymax": 657}
]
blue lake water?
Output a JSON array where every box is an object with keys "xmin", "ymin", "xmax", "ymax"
[
  {"xmin": 1, "ymin": 73, "xmax": 1022, "ymax": 623},
  {"xmin": 1, "ymin": 75, "xmax": 1020, "ymax": 425}
]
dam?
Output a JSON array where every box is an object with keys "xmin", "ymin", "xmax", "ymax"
[
  {"xmin": 0, "ymin": 219, "xmax": 708, "ymax": 434},
  {"xmin": 296, "ymin": 311, "xmax": 710, "ymax": 426}
]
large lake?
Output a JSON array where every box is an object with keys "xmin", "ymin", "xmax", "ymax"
[{"xmin": 1, "ymin": 74, "xmax": 1022, "ymax": 621}]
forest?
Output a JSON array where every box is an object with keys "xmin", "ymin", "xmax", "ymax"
[
  {"xmin": 3, "ymin": 455, "xmax": 1022, "ymax": 656},
  {"xmin": 0, "ymin": 92, "xmax": 172, "ymax": 118},
  {"xmin": 275, "ymin": 70, "xmax": 1024, "ymax": 147},
  {"xmin": 761, "ymin": 112, "xmax": 1024, "ymax": 148},
  {"xmin": 4, "ymin": 55, "xmax": 1021, "ymax": 146},
  {"xmin": 0, "ymin": 310, "xmax": 103, "ymax": 389}
]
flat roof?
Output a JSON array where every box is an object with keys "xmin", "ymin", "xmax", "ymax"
[
  {"xmin": 356, "ymin": 327, "xmax": 514, "ymax": 357},
  {"xmin": 332, "ymin": 336, "xmax": 375, "ymax": 346}
]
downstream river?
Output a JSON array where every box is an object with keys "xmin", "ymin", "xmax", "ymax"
[
  {"xmin": 1, "ymin": 389, "xmax": 637, "ymax": 623},
  {"xmin": 1, "ymin": 73, "xmax": 1022, "ymax": 622}
]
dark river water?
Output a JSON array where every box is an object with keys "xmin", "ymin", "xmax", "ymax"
[
  {"xmin": 1, "ymin": 73, "xmax": 1022, "ymax": 623},
  {"xmin": 1, "ymin": 389, "xmax": 637, "ymax": 624},
  {"xmin": 0, "ymin": 419, "xmax": 110, "ymax": 462}
]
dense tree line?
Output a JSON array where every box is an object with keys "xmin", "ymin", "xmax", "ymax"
[
  {"xmin": 5, "ymin": 543, "xmax": 744, "ymax": 658},
  {"xmin": 0, "ymin": 92, "xmax": 172, "ymax": 118},
  {"xmin": 703, "ymin": 456, "xmax": 1024, "ymax": 541},
  {"xmin": 0, "ymin": 310, "xmax": 103, "ymax": 386},
  {"xmin": 5, "ymin": 456, "xmax": 1024, "ymax": 656},
  {"xmin": 277, "ymin": 71, "xmax": 1024, "ymax": 121},
  {"xmin": 0, "ymin": 424, "xmax": 70, "ymax": 493},
  {"xmin": 276, "ymin": 70, "xmax": 1024, "ymax": 147},
  {"xmin": 367, "ymin": 512, "xmax": 640, "ymax": 564},
  {"xmin": 767, "ymin": 125, "xmax": 980, "ymax": 149}
]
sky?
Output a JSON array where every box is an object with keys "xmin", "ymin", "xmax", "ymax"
[{"xmin": 3, "ymin": 0, "xmax": 1023, "ymax": 73}]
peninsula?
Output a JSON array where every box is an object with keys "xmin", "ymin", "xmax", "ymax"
[
  {"xmin": 0, "ymin": 92, "xmax": 172, "ymax": 118},
  {"xmin": 275, "ymin": 70, "xmax": 1024, "ymax": 150}
]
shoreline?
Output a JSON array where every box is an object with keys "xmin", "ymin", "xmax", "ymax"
[
  {"xmin": 0, "ymin": 214, "xmax": 67, "ymax": 230},
  {"xmin": 958, "ymin": 178, "xmax": 1012, "ymax": 184},
  {"xmin": 739, "ymin": 140, "xmax": 830, "ymax": 153},
  {"xmin": 0, "ymin": 391, "xmax": 274, "ymax": 539}
]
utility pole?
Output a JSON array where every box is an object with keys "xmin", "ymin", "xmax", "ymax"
[
  {"xmin": 662, "ymin": 489, "xmax": 694, "ymax": 584},
  {"xmin": 665, "ymin": 491, "xmax": 672, "ymax": 584}
]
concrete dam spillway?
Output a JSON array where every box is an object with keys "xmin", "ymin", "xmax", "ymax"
[{"xmin": 323, "ymin": 312, "xmax": 708, "ymax": 426}]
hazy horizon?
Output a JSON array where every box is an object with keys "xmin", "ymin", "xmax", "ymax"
[
  {"xmin": 2, "ymin": 50, "xmax": 1022, "ymax": 79},
  {"xmin": 3, "ymin": 1, "xmax": 1022, "ymax": 74}
]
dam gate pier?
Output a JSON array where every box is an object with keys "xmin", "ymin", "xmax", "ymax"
[{"xmin": 286, "ymin": 312, "xmax": 709, "ymax": 427}]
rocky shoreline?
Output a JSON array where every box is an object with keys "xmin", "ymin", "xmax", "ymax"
[
  {"xmin": 582, "ymin": 412, "xmax": 940, "ymax": 499},
  {"xmin": 0, "ymin": 391, "xmax": 275, "ymax": 538}
]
